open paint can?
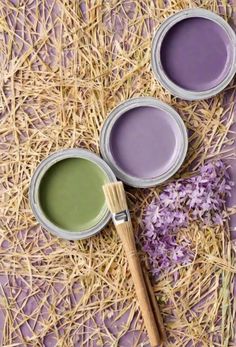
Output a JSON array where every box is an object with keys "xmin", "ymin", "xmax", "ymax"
[
  {"xmin": 30, "ymin": 149, "xmax": 116, "ymax": 240},
  {"xmin": 100, "ymin": 97, "xmax": 188, "ymax": 188},
  {"xmin": 151, "ymin": 9, "xmax": 236, "ymax": 100}
]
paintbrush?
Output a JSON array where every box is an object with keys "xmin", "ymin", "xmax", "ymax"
[
  {"xmin": 142, "ymin": 267, "xmax": 167, "ymax": 343},
  {"xmin": 103, "ymin": 181, "xmax": 165, "ymax": 347}
]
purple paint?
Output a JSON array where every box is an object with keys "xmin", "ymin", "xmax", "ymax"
[
  {"xmin": 109, "ymin": 106, "xmax": 177, "ymax": 179},
  {"xmin": 160, "ymin": 18, "xmax": 231, "ymax": 91}
]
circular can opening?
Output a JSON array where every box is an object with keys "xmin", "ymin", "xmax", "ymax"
[
  {"xmin": 100, "ymin": 97, "xmax": 188, "ymax": 188},
  {"xmin": 38, "ymin": 158, "xmax": 108, "ymax": 232},
  {"xmin": 160, "ymin": 17, "xmax": 231, "ymax": 91},
  {"xmin": 109, "ymin": 106, "xmax": 178, "ymax": 179},
  {"xmin": 151, "ymin": 9, "xmax": 236, "ymax": 100},
  {"xmin": 30, "ymin": 149, "xmax": 116, "ymax": 240}
]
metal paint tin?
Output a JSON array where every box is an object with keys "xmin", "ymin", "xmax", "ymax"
[
  {"xmin": 29, "ymin": 149, "xmax": 116, "ymax": 240},
  {"xmin": 100, "ymin": 97, "xmax": 188, "ymax": 188},
  {"xmin": 151, "ymin": 9, "xmax": 236, "ymax": 100}
]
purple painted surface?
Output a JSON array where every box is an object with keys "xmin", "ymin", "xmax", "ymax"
[
  {"xmin": 0, "ymin": 228, "xmax": 147, "ymax": 346},
  {"xmin": 160, "ymin": 18, "xmax": 232, "ymax": 91},
  {"xmin": 110, "ymin": 106, "xmax": 177, "ymax": 178}
]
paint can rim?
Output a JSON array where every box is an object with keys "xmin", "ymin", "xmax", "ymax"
[
  {"xmin": 151, "ymin": 8, "xmax": 236, "ymax": 100},
  {"xmin": 29, "ymin": 148, "xmax": 116, "ymax": 240},
  {"xmin": 100, "ymin": 96, "xmax": 188, "ymax": 188}
]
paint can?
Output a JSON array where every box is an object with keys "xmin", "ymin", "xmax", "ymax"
[
  {"xmin": 29, "ymin": 149, "xmax": 116, "ymax": 240},
  {"xmin": 100, "ymin": 97, "xmax": 188, "ymax": 188},
  {"xmin": 151, "ymin": 9, "xmax": 236, "ymax": 100}
]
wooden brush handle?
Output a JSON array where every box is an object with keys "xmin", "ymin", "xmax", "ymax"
[
  {"xmin": 116, "ymin": 221, "xmax": 161, "ymax": 347},
  {"xmin": 142, "ymin": 267, "xmax": 167, "ymax": 343}
]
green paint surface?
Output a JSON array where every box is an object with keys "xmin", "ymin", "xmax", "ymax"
[{"xmin": 39, "ymin": 158, "xmax": 108, "ymax": 231}]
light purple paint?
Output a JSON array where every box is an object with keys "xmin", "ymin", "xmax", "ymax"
[
  {"xmin": 160, "ymin": 18, "xmax": 231, "ymax": 91},
  {"xmin": 109, "ymin": 106, "xmax": 177, "ymax": 179}
]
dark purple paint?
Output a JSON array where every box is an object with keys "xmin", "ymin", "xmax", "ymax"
[
  {"xmin": 110, "ymin": 106, "xmax": 177, "ymax": 178},
  {"xmin": 160, "ymin": 18, "xmax": 231, "ymax": 91}
]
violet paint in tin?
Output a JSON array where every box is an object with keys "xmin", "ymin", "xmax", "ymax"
[
  {"xmin": 100, "ymin": 97, "xmax": 188, "ymax": 188},
  {"xmin": 151, "ymin": 9, "xmax": 236, "ymax": 100}
]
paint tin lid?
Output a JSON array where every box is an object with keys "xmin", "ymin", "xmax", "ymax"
[
  {"xmin": 100, "ymin": 97, "xmax": 188, "ymax": 188},
  {"xmin": 151, "ymin": 9, "xmax": 236, "ymax": 100}
]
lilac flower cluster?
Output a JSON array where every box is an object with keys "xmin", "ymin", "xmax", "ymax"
[{"xmin": 139, "ymin": 161, "xmax": 233, "ymax": 278}]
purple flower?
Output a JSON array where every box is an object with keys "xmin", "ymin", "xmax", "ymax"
[
  {"xmin": 138, "ymin": 160, "xmax": 233, "ymax": 279},
  {"xmin": 212, "ymin": 213, "xmax": 223, "ymax": 225}
]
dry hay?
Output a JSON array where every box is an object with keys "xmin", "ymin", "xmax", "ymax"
[{"xmin": 0, "ymin": 0, "xmax": 235, "ymax": 346}]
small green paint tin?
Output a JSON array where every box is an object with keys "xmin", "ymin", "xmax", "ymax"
[{"xmin": 30, "ymin": 149, "xmax": 116, "ymax": 240}]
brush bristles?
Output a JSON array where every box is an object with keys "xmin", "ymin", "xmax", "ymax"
[{"xmin": 103, "ymin": 182, "xmax": 128, "ymax": 214}]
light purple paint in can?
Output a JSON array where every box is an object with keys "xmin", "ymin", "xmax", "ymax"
[
  {"xmin": 100, "ymin": 97, "xmax": 188, "ymax": 188},
  {"xmin": 109, "ymin": 106, "xmax": 177, "ymax": 179}
]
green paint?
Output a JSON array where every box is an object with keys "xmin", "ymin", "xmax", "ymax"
[{"xmin": 39, "ymin": 158, "xmax": 108, "ymax": 231}]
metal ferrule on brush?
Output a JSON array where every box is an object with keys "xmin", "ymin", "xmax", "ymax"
[{"xmin": 112, "ymin": 210, "xmax": 131, "ymax": 225}]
